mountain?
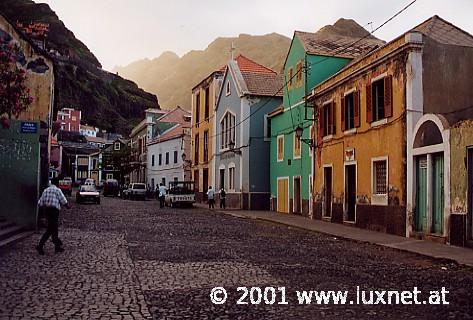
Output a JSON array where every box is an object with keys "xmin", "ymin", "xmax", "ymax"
[
  {"xmin": 114, "ymin": 33, "xmax": 292, "ymax": 110},
  {"xmin": 0, "ymin": 0, "xmax": 159, "ymax": 135}
]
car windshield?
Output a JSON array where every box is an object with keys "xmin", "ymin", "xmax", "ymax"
[
  {"xmin": 133, "ymin": 184, "xmax": 146, "ymax": 190},
  {"xmin": 80, "ymin": 185, "xmax": 97, "ymax": 192},
  {"xmin": 168, "ymin": 181, "xmax": 194, "ymax": 194}
]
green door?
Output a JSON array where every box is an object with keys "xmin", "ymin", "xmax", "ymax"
[
  {"xmin": 432, "ymin": 153, "xmax": 444, "ymax": 234},
  {"xmin": 415, "ymin": 156, "xmax": 428, "ymax": 232}
]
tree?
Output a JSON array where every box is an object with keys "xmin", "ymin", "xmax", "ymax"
[{"xmin": 0, "ymin": 44, "xmax": 33, "ymax": 119}]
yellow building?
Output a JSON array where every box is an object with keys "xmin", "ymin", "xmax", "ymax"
[
  {"xmin": 191, "ymin": 70, "xmax": 224, "ymax": 202},
  {"xmin": 307, "ymin": 25, "xmax": 418, "ymax": 236},
  {"xmin": 308, "ymin": 16, "xmax": 473, "ymax": 242}
]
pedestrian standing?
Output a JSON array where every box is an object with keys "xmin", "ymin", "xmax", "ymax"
[
  {"xmin": 36, "ymin": 178, "xmax": 70, "ymax": 255},
  {"xmin": 207, "ymin": 186, "xmax": 215, "ymax": 209},
  {"xmin": 219, "ymin": 188, "xmax": 226, "ymax": 209},
  {"xmin": 159, "ymin": 183, "xmax": 167, "ymax": 208}
]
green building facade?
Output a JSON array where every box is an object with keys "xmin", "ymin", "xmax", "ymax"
[{"xmin": 269, "ymin": 31, "xmax": 360, "ymax": 215}]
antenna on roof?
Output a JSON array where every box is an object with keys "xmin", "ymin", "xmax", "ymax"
[{"xmin": 230, "ymin": 41, "xmax": 236, "ymax": 60}]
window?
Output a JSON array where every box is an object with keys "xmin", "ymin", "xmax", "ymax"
[
  {"xmin": 195, "ymin": 93, "xmax": 200, "ymax": 124},
  {"xmin": 114, "ymin": 142, "xmax": 121, "ymax": 151},
  {"xmin": 264, "ymin": 114, "xmax": 271, "ymax": 141},
  {"xmin": 220, "ymin": 112, "xmax": 236, "ymax": 150},
  {"xmin": 373, "ymin": 159, "xmax": 387, "ymax": 196},
  {"xmin": 295, "ymin": 61, "xmax": 303, "ymax": 87},
  {"xmin": 161, "ymin": 177, "xmax": 166, "ymax": 186},
  {"xmin": 194, "ymin": 134, "xmax": 199, "ymax": 165},
  {"xmin": 294, "ymin": 133, "xmax": 301, "ymax": 158},
  {"xmin": 229, "ymin": 167, "xmax": 235, "ymax": 191},
  {"xmin": 287, "ymin": 67, "xmax": 294, "ymax": 89},
  {"xmin": 152, "ymin": 154, "xmax": 155, "ymax": 167},
  {"xmin": 159, "ymin": 154, "xmax": 162, "ymax": 166},
  {"xmin": 277, "ymin": 135, "xmax": 284, "ymax": 162},
  {"xmin": 367, "ymin": 76, "xmax": 392, "ymax": 123},
  {"xmin": 174, "ymin": 177, "xmax": 178, "ymax": 182},
  {"xmin": 320, "ymin": 102, "xmax": 335, "ymax": 137},
  {"xmin": 165, "ymin": 152, "xmax": 169, "ymax": 165},
  {"xmin": 204, "ymin": 87, "xmax": 210, "ymax": 119},
  {"xmin": 226, "ymin": 81, "xmax": 231, "ymax": 96},
  {"xmin": 174, "ymin": 151, "xmax": 178, "ymax": 164},
  {"xmin": 203, "ymin": 130, "xmax": 209, "ymax": 162},
  {"xmin": 342, "ymin": 91, "xmax": 360, "ymax": 131}
]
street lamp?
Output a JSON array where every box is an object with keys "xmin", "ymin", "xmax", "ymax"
[
  {"xmin": 228, "ymin": 140, "xmax": 241, "ymax": 154},
  {"xmin": 295, "ymin": 125, "xmax": 315, "ymax": 148}
]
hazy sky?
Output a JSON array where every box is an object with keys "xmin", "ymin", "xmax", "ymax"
[{"xmin": 39, "ymin": 0, "xmax": 473, "ymax": 71}]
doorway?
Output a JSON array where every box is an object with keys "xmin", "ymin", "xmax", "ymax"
[
  {"xmin": 323, "ymin": 167, "xmax": 332, "ymax": 218},
  {"xmin": 345, "ymin": 164, "xmax": 356, "ymax": 222},
  {"xmin": 293, "ymin": 177, "xmax": 301, "ymax": 214},
  {"xmin": 468, "ymin": 148, "xmax": 473, "ymax": 241},
  {"xmin": 219, "ymin": 168, "xmax": 225, "ymax": 190},
  {"xmin": 415, "ymin": 156, "xmax": 428, "ymax": 232},
  {"xmin": 277, "ymin": 177, "xmax": 289, "ymax": 213},
  {"xmin": 202, "ymin": 168, "xmax": 209, "ymax": 200},
  {"xmin": 432, "ymin": 153, "xmax": 444, "ymax": 234}
]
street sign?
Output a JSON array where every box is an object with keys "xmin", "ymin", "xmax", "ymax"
[{"xmin": 21, "ymin": 121, "xmax": 38, "ymax": 133}]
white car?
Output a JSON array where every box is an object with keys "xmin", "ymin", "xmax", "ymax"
[
  {"xmin": 165, "ymin": 181, "xmax": 195, "ymax": 207},
  {"xmin": 122, "ymin": 183, "xmax": 146, "ymax": 200},
  {"xmin": 84, "ymin": 178, "xmax": 96, "ymax": 186}
]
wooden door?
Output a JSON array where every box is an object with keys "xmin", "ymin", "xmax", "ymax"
[
  {"xmin": 277, "ymin": 178, "xmax": 289, "ymax": 213},
  {"xmin": 345, "ymin": 165, "xmax": 356, "ymax": 222},
  {"xmin": 293, "ymin": 177, "xmax": 301, "ymax": 214},
  {"xmin": 415, "ymin": 156, "xmax": 428, "ymax": 232},
  {"xmin": 324, "ymin": 167, "xmax": 332, "ymax": 217},
  {"xmin": 432, "ymin": 153, "xmax": 444, "ymax": 234},
  {"xmin": 202, "ymin": 169, "xmax": 209, "ymax": 201}
]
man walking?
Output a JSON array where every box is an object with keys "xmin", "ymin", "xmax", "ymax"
[
  {"xmin": 219, "ymin": 188, "xmax": 226, "ymax": 209},
  {"xmin": 159, "ymin": 183, "xmax": 167, "ymax": 208},
  {"xmin": 36, "ymin": 178, "xmax": 70, "ymax": 255},
  {"xmin": 207, "ymin": 186, "xmax": 215, "ymax": 209}
]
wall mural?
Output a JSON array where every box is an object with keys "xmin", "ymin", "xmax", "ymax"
[{"xmin": 0, "ymin": 26, "xmax": 49, "ymax": 74}]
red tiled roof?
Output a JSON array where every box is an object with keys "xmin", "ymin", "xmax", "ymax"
[
  {"xmin": 234, "ymin": 54, "xmax": 276, "ymax": 74},
  {"xmin": 241, "ymin": 72, "xmax": 283, "ymax": 97}
]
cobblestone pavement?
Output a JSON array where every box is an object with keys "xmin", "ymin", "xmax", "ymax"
[{"xmin": 1, "ymin": 196, "xmax": 473, "ymax": 319}]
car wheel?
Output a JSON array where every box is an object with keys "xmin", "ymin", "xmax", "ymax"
[{"xmin": 97, "ymin": 198, "xmax": 101, "ymax": 204}]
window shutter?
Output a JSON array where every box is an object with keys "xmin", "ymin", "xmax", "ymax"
[
  {"xmin": 354, "ymin": 90, "xmax": 360, "ymax": 128},
  {"xmin": 366, "ymin": 83, "xmax": 373, "ymax": 123},
  {"xmin": 319, "ymin": 106, "xmax": 325, "ymax": 137},
  {"xmin": 340, "ymin": 96, "xmax": 345, "ymax": 131},
  {"xmin": 384, "ymin": 75, "xmax": 393, "ymax": 118},
  {"xmin": 331, "ymin": 102, "xmax": 336, "ymax": 135}
]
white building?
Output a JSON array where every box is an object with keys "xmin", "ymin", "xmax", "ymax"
[
  {"xmin": 145, "ymin": 106, "xmax": 191, "ymax": 189},
  {"xmin": 80, "ymin": 124, "xmax": 99, "ymax": 137}
]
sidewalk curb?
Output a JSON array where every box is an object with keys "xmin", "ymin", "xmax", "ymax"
[{"xmin": 198, "ymin": 205, "xmax": 473, "ymax": 268}]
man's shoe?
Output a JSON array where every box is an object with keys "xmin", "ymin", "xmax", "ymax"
[
  {"xmin": 55, "ymin": 247, "xmax": 64, "ymax": 253},
  {"xmin": 35, "ymin": 245, "xmax": 45, "ymax": 255}
]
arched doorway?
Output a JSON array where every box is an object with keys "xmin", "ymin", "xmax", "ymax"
[{"xmin": 411, "ymin": 115, "xmax": 450, "ymax": 237}]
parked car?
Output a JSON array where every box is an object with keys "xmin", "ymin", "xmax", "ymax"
[
  {"xmin": 122, "ymin": 183, "xmax": 146, "ymax": 200},
  {"xmin": 165, "ymin": 181, "xmax": 195, "ymax": 208},
  {"xmin": 58, "ymin": 177, "xmax": 73, "ymax": 196},
  {"xmin": 83, "ymin": 178, "xmax": 96, "ymax": 186},
  {"xmin": 103, "ymin": 179, "xmax": 120, "ymax": 197},
  {"xmin": 76, "ymin": 185, "xmax": 100, "ymax": 204}
]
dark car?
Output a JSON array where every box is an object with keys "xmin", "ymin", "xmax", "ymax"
[
  {"xmin": 76, "ymin": 185, "xmax": 101, "ymax": 204},
  {"xmin": 103, "ymin": 179, "xmax": 120, "ymax": 197}
]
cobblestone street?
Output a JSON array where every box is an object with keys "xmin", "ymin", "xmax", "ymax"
[{"xmin": 1, "ymin": 196, "xmax": 473, "ymax": 319}]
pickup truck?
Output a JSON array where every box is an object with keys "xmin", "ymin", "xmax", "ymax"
[{"xmin": 58, "ymin": 177, "xmax": 73, "ymax": 196}]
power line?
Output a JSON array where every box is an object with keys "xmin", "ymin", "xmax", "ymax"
[{"xmin": 185, "ymin": 0, "xmax": 418, "ymax": 146}]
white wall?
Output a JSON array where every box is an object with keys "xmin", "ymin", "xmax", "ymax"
[{"xmin": 147, "ymin": 137, "xmax": 186, "ymax": 188}]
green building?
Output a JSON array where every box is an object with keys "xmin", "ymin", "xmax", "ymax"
[{"xmin": 269, "ymin": 20, "xmax": 384, "ymax": 216}]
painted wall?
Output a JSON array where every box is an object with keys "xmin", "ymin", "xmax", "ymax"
[
  {"xmin": 0, "ymin": 16, "xmax": 54, "ymax": 124},
  {"xmin": 270, "ymin": 35, "xmax": 351, "ymax": 213},
  {"xmin": 147, "ymin": 137, "xmax": 187, "ymax": 187},
  {"xmin": 191, "ymin": 72, "xmax": 223, "ymax": 195},
  {"xmin": 450, "ymin": 121, "xmax": 473, "ymax": 213},
  {"xmin": 248, "ymin": 96, "xmax": 282, "ymax": 193},
  {"xmin": 423, "ymin": 38, "xmax": 473, "ymax": 124},
  {"xmin": 214, "ymin": 71, "xmax": 243, "ymax": 193},
  {"xmin": 312, "ymin": 52, "xmax": 407, "ymax": 235}
]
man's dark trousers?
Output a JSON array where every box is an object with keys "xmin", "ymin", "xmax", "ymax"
[{"xmin": 38, "ymin": 207, "xmax": 62, "ymax": 249}]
